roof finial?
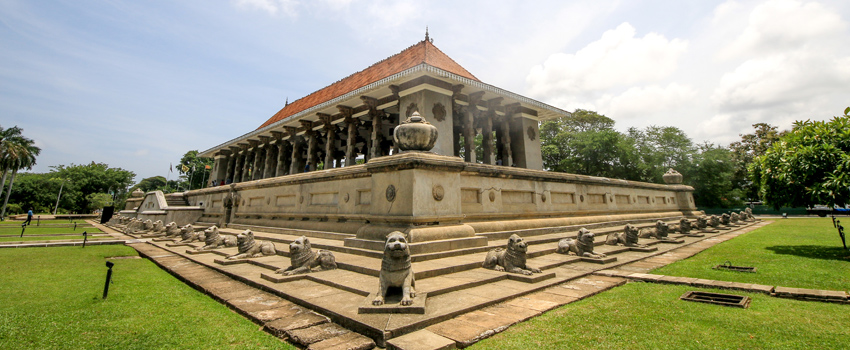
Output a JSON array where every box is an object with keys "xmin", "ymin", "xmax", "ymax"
[
  {"xmin": 425, "ymin": 26, "xmax": 430, "ymax": 42},
  {"xmin": 285, "ymin": 97, "xmax": 289, "ymax": 106}
]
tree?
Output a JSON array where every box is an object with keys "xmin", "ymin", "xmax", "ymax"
[
  {"xmin": 51, "ymin": 162, "xmax": 136, "ymax": 213},
  {"xmin": 178, "ymin": 150, "xmax": 213, "ymax": 190},
  {"xmin": 130, "ymin": 176, "xmax": 168, "ymax": 193},
  {"xmin": 729, "ymin": 123, "xmax": 784, "ymax": 202},
  {"xmin": 685, "ymin": 142, "xmax": 741, "ymax": 208},
  {"xmin": 627, "ymin": 126, "xmax": 695, "ymax": 183},
  {"xmin": 0, "ymin": 126, "xmax": 40, "ymax": 218},
  {"xmin": 752, "ymin": 107, "xmax": 850, "ymax": 209}
]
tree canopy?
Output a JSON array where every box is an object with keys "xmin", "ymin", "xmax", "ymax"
[
  {"xmin": 177, "ymin": 150, "xmax": 213, "ymax": 191},
  {"xmin": 540, "ymin": 109, "xmax": 742, "ymax": 208},
  {"xmin": 752, "ymin": 107, "xmax": 850, "ymax": 209}
]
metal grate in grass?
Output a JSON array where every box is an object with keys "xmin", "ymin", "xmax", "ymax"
[
  {"xmin": 713, "ymin": 260, "xmax": 757, "ymax": 273},
  {"xmin": 680, "ymin": 291, "xmax": 751, "ymax": 308}
]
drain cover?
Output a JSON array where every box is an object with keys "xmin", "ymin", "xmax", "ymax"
[
  {"xmin": 713, "ymin": 261, "xmax": 756, "ymax": 273},
  {"xmin": 680, "ymin": 291, "xmax": 751, "ymax": 308}
]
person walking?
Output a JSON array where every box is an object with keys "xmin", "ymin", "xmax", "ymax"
[{"xmin": 24, "ymin": 208, "xmax": 33, "ymax": 225}]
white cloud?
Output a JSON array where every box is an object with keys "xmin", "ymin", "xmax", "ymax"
[
  {"xmin": 598, "ymin": 83, "xmax": 699, "ymax": 120},
  {"xmin": 712, "ymin": 52, "xmax": 850, "ymax": 111},
  {"xmin": 526, "ymin": 22, "xmax": 688, "ymax": 99},
  {"xmin": 719, "ymin": 0, "xmax": 846, "ymax": 60},
  {"xmin": 233, "ymin": 0, "xmax": 299, "ymax": 17}
]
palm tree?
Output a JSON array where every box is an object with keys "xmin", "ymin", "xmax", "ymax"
[
  {"xmin": 0, "ymin": 125, "xmax": 24, "ymax": 203},
  {"xmin": 0, "ymin": 126, "xmax": 40, "ymax": 219}
]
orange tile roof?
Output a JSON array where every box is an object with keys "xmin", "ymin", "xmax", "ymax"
[{"xmin": 257, "ymin": 40, "xmax": 479, "ymax": 130}]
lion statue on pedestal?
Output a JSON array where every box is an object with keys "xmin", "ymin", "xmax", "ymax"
[
  {"xmin": 179, "ymin": 224, "xmax": 202, "ymax": 243},
  {"xmin": 226, "ymin": 230, "xmax": 276, "ymax": 259},
  {"xmin": 372, "ymin": 232, "xmax": 415, "ymax": 306},
  {"xmin": 483, "ymin": 234, "xmax": 541, "ymax": 275},
  {"xmin": 606, "ymin": 224, "xmax": 643, "ymax": 247},
  {"xmin": 276, "ymin": 236, "xmax": 336, "ymax": 276},
  {"xmin": 639, "ymin": 220, "xmax": 671, "ymax": 240},
  {"xmin": 198, "ymin": 226, "xmax": 236, "ymax": 250},
  {"xmin": 558, "ymin": 228, "xmax": 607, "ymax": 258}
]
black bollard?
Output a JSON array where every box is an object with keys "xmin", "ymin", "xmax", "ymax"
[
  {"xmin": 82, "ymin": 231, "xmax": 88, "ymax": 248},
  {"xmin": 103, "ymin": 261, "xmax": 114, "ymax": 299},
  {"xmin": 74, "ymin": 223, "xmax": 77, "ymax": 231},
  {"xmin": 838, "ymin": 224, "xmax": 846, "ymax": 250},
  {"xmin": 833, "ymin": 215, "xmax": 837, "ymax": 228},
  {"xmin": 20, "ymin": 222, "xmax": 26, "ymax": 238},
  {"xmin": 37, "ymin": 216, "xmax": 40, "ymax": 226}
]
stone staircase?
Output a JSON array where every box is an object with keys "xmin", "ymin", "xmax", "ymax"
[{"xmin": 131, "ymin": 214, "xmax": 757, "ymax": 347}]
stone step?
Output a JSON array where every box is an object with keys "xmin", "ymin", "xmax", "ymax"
[
  {"xmin": 476, "ymin": 215, "xmax": 685, "ymax": 241},
  {"xmin": 228, "ymin": 223, "xmax": 356, "ymax": 241}
]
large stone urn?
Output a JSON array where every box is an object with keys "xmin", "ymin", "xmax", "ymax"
[
  {"xmin": 393, "ymin": 111, "xmax": 438, "ymax": 152},
  {"xmin": 131, "ymin": 189, "xmax": 145, "ymax": 198},
  {"xmin": 662, "ymin": 168, "xmax": 683, "ymax": 184}
]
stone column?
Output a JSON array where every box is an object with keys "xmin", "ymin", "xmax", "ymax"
[
  {"xmin": 240, "ymin": 148, "xmax": 252, "ymax": 182},
  {"xmin": 263, "ymin": 142, "xmax": 276, "ymax": 178},
  {"xmin": 462, "ymin": 107, "xmax": 475, "ymax": 162},
  {"xmin": 319, "ymin": 113, "xmax": 335, "ymax": 169},
  {"xmin": 362, "ymin": 96, "xmax": 382, "ymax": 160},
  {"xmin": 501, "ymin": 104, "xmax": 517, "ymax": 167},
  {"xmin": 290, "ymin": 137, "xmax": 303, "ymax": 174},
  {"xmin": 345, "ymin": 117, "xmax": 358, "ymax": 166},
  {"xmin": 251, "ymin": 145, "xmax": 264, "ymax": 181},
  {"xmin": 275, "ymin": 140, "xmax": 288, "ymax": 176},
  {"xmin": 509, "ymin": 116, "xmax": 543, "ymax": 170},
  {"xmin": 301, "ymin": 120, "xmax": 318, "ymax": 172},
  {"xmin": 481, "ymin": 115, "xmax": 493, "ymax": 165},
  {"xmin": 226, "ymin": 149, "xmax": 237, "ymax": 183},
  {"xmin": 463, "ymin": 91, "xmax": 485, "ymax": 163}
]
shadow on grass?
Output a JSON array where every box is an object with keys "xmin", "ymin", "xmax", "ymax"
[{"xmin": 766, "ymin": 245, "xmax": 850, "ymax": 261}]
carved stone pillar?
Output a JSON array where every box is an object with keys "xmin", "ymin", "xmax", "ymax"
[
  {"xmin": 290, "ymin": 138, "xmax": 303, "ymax": 174},
  {"xmin": 345, "ymin": 117, "xmax": 358, "ymax": 166},
  {"xmin": 362, "ymin": 96, "xmax": 382, "ymax": 159},
  {"xmin": 232, "ymin": 150, "xmax": 243, "ymax": 183},
  {"xmin": 263, "ymin": 142, "xmax": 276, "ymax": 178},
  {"xmin": 481, "ymin": 115, "xmax": 493, "ymax": 165},
  {"xmin": 302, "ymin": 120, "xmax": 318, "ymax": 172},
  {"xmin": 276, "ymin": 140, "xmax": 288, "ymax": 176},
  {"xmin": 251, "ymin": 144, "xmax": 264, "ymax": 181},
  {"xmin": 319, "ymin": 113, "xmax": 335, "ymax": 169},
  {"xmin": 240, "ymin": 148, "xmax": 252, "ymax": 182},
  {"xmin": 227, "ymin": 147, "xmax": 239, "ymax": 183},
  {"xmin": 502, "ymin": 103, "xmax": 517, "ymax": 167}
]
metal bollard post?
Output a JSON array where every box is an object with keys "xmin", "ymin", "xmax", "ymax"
[
  {"xmin": 103, "ymin": 261, "xmax": 114, "ymax": 299},
  {"xmin": 74, "ymin": 223, "xmax": 77, "ymax": 231},
  {"xmin": 82, "ymin": 231, "xmax": 88, "ymax": 248},
  {"xmin": 838, "ymin": 224, "xmax": 846, "ymax": 250},
  {"xmin": 37, "ymin": 216, "xmax": 40, "ymax": 226},
  {"xmin": 20, "ymin": 222, "xmax": 26, "ymax": 238}
]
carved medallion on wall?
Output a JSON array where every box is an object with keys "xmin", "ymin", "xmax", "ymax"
[
  {"xmin": 432, "ymin": 103, "xmax": 446, "ymax": 122},
  {"xmin": 344, "ymin": 193, "xmax": 350, "ymax": 203},
  {"xmin": 432, "ymin": 185, "xmax": 444, "ymax": 201},
  {"xmin": 489, "ymin": 191, "xmax": 496, "ymax": 202},
  {"xmin": 386, "ymin": 185, "xmax": 396, "ymax": 202},
  {"xmin": 541, "ymin": 193, "xmax": 547, "ymax": 203},
  {"xmin": 527, "ymin": 126, "xmax": 536, "ymax": 141},
  {"xmin": 299, "ymin": 196, "xmax": 304, "ymax": 204},
  {"xmin": 406, "ymin": 103, "xmax": 419, "ymax": 118},
  {"xmin": 266, "ymin": 198, "xmax": 270, "ymax": 205},
  {"xmin": 580, "ymin": 195, "xmax": 584, "ymax": 203}
]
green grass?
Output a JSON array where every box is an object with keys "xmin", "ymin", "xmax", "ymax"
[
  {"xmin": 474, "ymin": 283, "xmax": 850, "ymax": 350},
  {"xmin": 0, "ymin": 235, "xmax": 112, "ymax": 242},
  {"xmin": 0, "ymin": 219, "xmax": 88, "ymax": 226},
  {"xmin": 0, "ymin": 226, "xmax": 101, "ymax": 235},
  {"xmin": 652, "ymin": 218, "xmax": 850, "ymax": 291},
  {"xmin": 0, "ymin": 246, "xmax": 292, "ymax": 349}
]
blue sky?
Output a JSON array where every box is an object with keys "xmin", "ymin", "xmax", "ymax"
[{"xmin": 2, "ymin": 0, "xmax": 849, "ymax": 183}]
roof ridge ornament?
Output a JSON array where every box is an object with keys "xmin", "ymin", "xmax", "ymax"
[{"xmin": 425, "ymin": 26, "xmax": 429, "ymax": 42}]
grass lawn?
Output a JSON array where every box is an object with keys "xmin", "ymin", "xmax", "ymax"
[
  {"xmin": 0, "ymin": 235, "xmax": 113, "ymax": 243},
  {"xmin": 0, "ymin": 219, "xmax": 89, "ymax": 226},
  {"xmin": 0, "ymin": 246, "xmax": 291, "ymax": 349},
  {"xmin": 0, "ymin": 226, "xmax": 102, "ymax": 236},
  {"xmin": 652, "ymin": 218, "xmax": 850, "ymax": 291},
  {"xmin": 474, "ymin": 282, "xmax": 850, "ymax": 350}
]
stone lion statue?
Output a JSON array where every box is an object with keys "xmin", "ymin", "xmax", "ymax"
[
  {"xmin": 639, "ymin": 220, "xmax": 670, "ymax": 240},
  {"xmin": 151, "ymin": 220, "xmax": 165, "ymax": 233},
  {"xmin": 559, "ymin": 228, "xmax": 607, "ymax": 258},
  {"xmin": 741, "ymin": 210, "xmax": 754, "ymax": 221},
  {"xmin": 276, "ymin": 236, "xmax": 336, "ymax": 276},
  {"xmin": 606, "ymin": 224, "xmax": 643, "ymax": 247},
  {"xmin": 123, "ymin": 218, "xmax": 142, "ymax": 234},
  {"xmin": 720, "ymin": 213, "xmax": 731, "ymax": 226},
  {"xmin": 373, "ymin": 232, "xmax": 415, "ymax": 306},
  {"xmin": 483, "ymin": 234, "xmax": 541, "ymax": 275},
  {"xmin": 179, "ymin": 224, "xmax": 203, "ymax": 243},
  {"xmin": 709, "ymin": 215, "xmax": 722, "ymax": 228},
  {"xmin": 141, "ymin": 219, "xmax": 154, "ymax": 232},
  {"xmin": 164, "ymin": 222, "xmax": 181, "ymax": 237},
  {"xmin": 226, "ymin": 230, "xmax": 276, "ymax": 259},
  {"xmin": 730, "ymin": 212, "xmax": 740, "ymax": 223},
  {"xmin": 670, "ymin": 217, "xmax": 692, "ymax": 234},
  {"xmin": 198, "ymin": 225, "xmax": 236, "ymax": 250}
]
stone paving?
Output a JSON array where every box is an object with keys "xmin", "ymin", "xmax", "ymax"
[{"xmin": 98, "ymin": 217, "xmax": 794, "ymax": 349}]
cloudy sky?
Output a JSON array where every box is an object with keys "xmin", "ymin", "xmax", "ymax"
[{"xmin": 2, "ymin": 0, "xmax": 849, "ymax": 182}]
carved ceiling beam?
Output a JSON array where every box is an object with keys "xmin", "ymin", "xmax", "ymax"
[
  {"xmin": 317, "ymin": 113, "xmax": 334, "ymax": 129},
  {"xmin": 283, "ymin": 126, "xmax": 299, "ymax": 140},
  {"xmin": 270, "ymin": 131, "xmax": 283, "ymax": 140},
  {"xmin": 300, "ymin": 120, "xmax": 316, "ymax": 134}
]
